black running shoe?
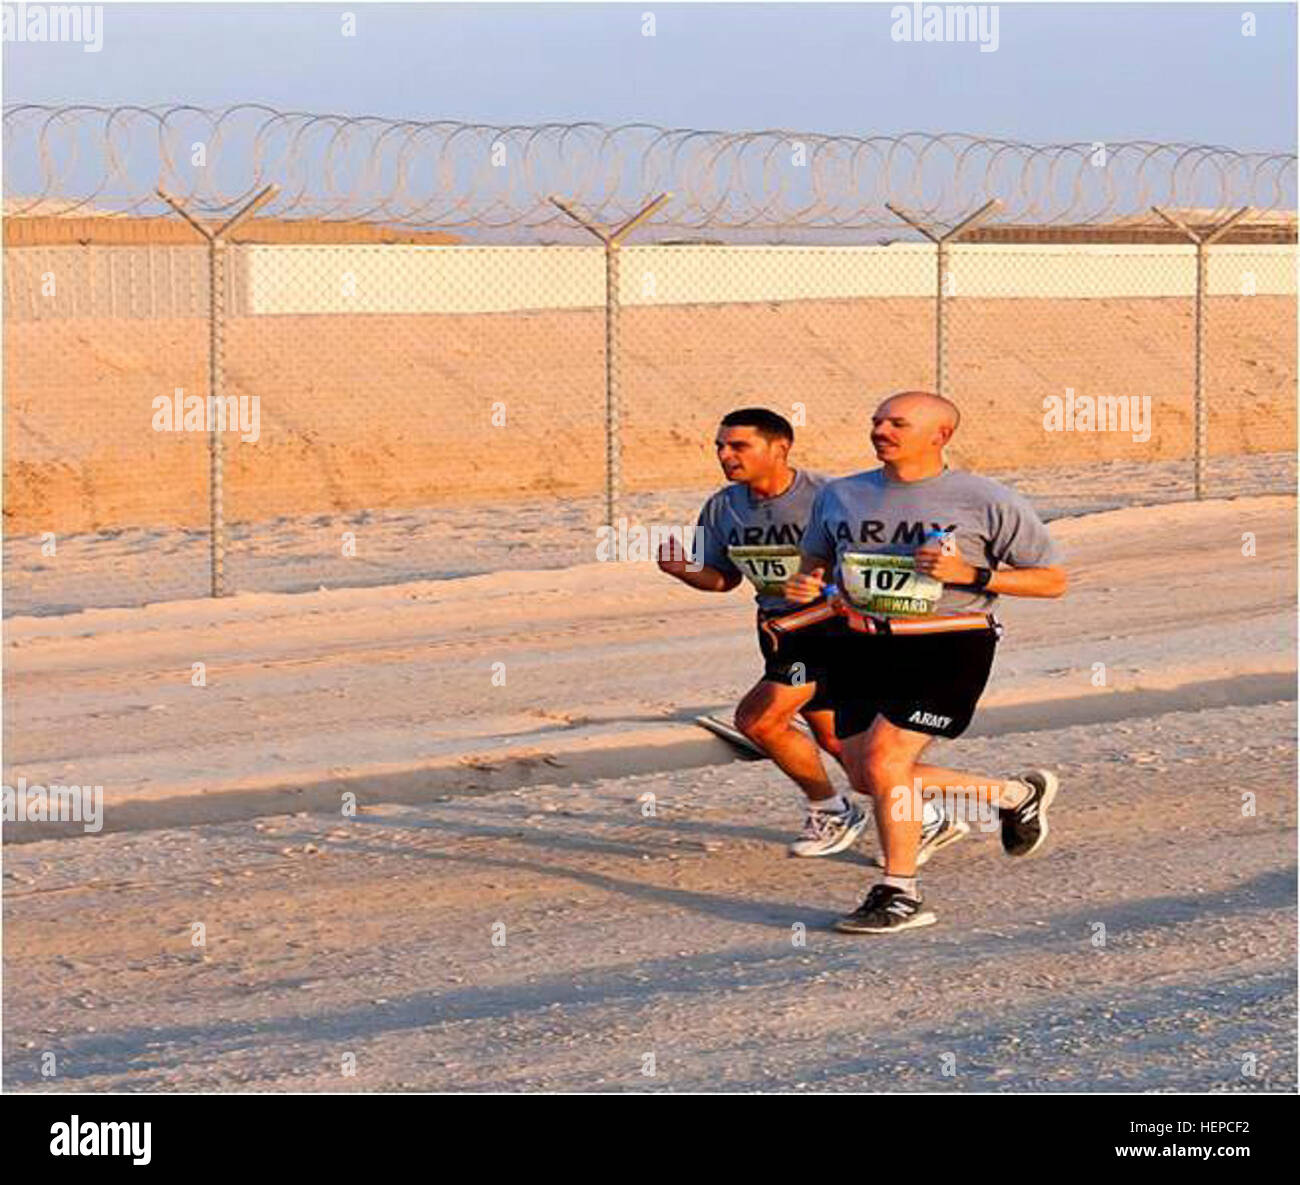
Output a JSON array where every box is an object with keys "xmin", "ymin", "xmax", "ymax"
[
  {"xmin": 1000, "ymin": 769, "xmax": 1059, "ymax": 857},
  {"xmin": 833, "ymin": 884, "xmax": 937, "ymax": 935}
]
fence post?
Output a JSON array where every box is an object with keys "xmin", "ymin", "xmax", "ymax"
[
  {"xmin": 1151, "ymin": 206, "xmax": 1251, "ymax": 499},
  {"xmin": 886, "ymin": 199, "xmax": 1000, "ymax": 397},
  {"xmin": 156, "ymin": 184, "xmax": 278, "ymax": 596},
  {"xmin": 549, "ymin": 193, "xmax": 671, "ymax": 532}
]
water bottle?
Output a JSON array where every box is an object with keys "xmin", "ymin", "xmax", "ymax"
[{"xmin": 920, "ymin": 528, "xmax": 950, "ymax": 553}]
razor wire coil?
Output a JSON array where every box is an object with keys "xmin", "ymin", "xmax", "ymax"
[{"xmin": 4, "ymin": 103, "xmax": 1295, "ymax": 233}]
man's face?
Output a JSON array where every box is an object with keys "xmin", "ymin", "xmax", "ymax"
[
  {"xmin": 716, "ymin": 425, "xmax": 782, "ymax": 483},
  {"xmin": 870, "ymin": 400, "xmax": 945, "ymax": 465}
]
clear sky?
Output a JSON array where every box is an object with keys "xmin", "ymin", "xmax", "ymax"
[{"xmin": 3, "ymin": 1, "xmax": 1296, "ymax": 150}]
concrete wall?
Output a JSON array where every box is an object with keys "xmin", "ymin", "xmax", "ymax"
[
  {"xmin": 240, "ymin": 243, "xmax": 1297, "ymax": 315},
  {"xmin": 8, "ymin": 243, "xmax": 1294, "ymax": 321},
  {"xmin": 3, "ymin": 246, "xmax": 243, "ymax": 319}
]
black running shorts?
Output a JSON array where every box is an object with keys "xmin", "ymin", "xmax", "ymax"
[
  {"xmin": 825, "ymin": 619, "xmax": 1000, "ymax": 740},
  {"xmin": 756, "ymin": 611, "xmax": 835, "ymax": 711}
]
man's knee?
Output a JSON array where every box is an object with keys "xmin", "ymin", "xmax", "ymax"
[
  {"xmin": 735, "ymin": 693, "xmax": 795, "ymax": 742},
  {"xmin": 860, "ymin": 735, "xmax": 912, "ymax": 799},
  {"xmin": 806, "ymin": 717, "xmax": 843, "ymax": 761}
]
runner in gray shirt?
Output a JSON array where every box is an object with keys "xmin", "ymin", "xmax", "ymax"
[
  {"xmin": 803, "ymin": 467, "xmax": 1062, "ymax": 616},
  {"xmin": 695, "ymin": 465, "xmax": 824, "ymax": 616},
  {"xmin": 784, "ymin": 390, "xmax": 1069, "ymax": 935},
  {"xmin": 659, "ymin": 409, "xmax": 878, "ymax": 857}
]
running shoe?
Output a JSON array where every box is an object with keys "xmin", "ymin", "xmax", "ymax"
[
  {"xmin": 788, "ymin": 799, "xmax": 869, "ymax": 857},
  {"xmin": 1000, "ymin": 769, "xmax": 1059, "ymax": 857},
  {"xmin": 833, "ymin": 884, "xmax": 937, "ymax": 934},
  {"xmin": 868, "ymin": 800, "xmax": 969, "ymax": 868},
  {"xmin": 917, "ymin": 807, "xmax": 970, "ymax": 867}
]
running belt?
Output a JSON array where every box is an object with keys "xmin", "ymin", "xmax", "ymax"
[{"xmin": 762, "ymin": 596, "xmax": 998, "ymax": 647}]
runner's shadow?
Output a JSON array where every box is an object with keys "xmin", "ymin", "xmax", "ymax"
[
  {"xmin": 353, "ymin": 806, "xmax": 795, "ymax": 857},
  {"xmin": 10, "ymin": 868, "xmax": 1289, "ymax": 1090},
  {"xmin": 341, "ymin": 827, "xmax": 841, "ymax": 930}
]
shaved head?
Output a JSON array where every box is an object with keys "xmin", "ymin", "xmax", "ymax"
[
  {"xmin": 870, "ymin": 390, "xmax": 962, "ymax": 475},
  {"xmin": 876, "ymin": 390, "xmax": 961, "ymax": 434}
]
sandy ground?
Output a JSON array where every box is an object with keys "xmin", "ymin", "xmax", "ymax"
[
  {"xmin": 4, "ymin": 453, "xmax": 1295, "ymax": 617},
  {"xmin": 5, "ymin": 295, "xmax": 1295, "ymax": 538},
  {"xmin": 5, "ymin": 703, "xmax": 1293, "ymax": 1092},
  {"xmin": 2, "ymin": 495, "xmax": 1296, "ymax": 1091}
]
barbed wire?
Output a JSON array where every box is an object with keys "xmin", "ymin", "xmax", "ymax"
[{"xmin": 4, "ymin": 103, "xmax": 1295, "ymax": 234}]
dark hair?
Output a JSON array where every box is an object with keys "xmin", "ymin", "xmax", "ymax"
[{"xmin": 720, "ymin": 407, "xmax": 794, "ymax": 445}]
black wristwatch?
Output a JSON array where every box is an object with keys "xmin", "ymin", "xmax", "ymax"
[{"xmin": 970, "ymin": 566, "xmax": 994, "ymax": 591}]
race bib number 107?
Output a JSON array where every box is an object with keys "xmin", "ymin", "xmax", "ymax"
[
  {"xmin": 727, "ymin": 545, "xmax": 802, "ymax": 596},
  {"xmin": 840, "ymin": 552, "xmax": 943, "ymax": 616}
]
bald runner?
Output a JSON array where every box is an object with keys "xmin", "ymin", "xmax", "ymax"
[{"xmin": 785, "ymin": 391, "xmax": 1068, "ymax": 934}]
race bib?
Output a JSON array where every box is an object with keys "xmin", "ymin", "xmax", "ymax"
[
  {"xmin": 840, "ymin": 552, "xmax": 944, "ymax": 616},
  {"xmin": 727, "ymin": 545, "xmax": 802, "ymax": 596}
]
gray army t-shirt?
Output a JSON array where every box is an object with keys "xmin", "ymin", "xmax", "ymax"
[
  {"xmin": 696, "ymin": 469, "xmax": 827, "ymax": 612},
  {"xmin": 802, "ymin": 468, "xmax": 1062, "ymax": 615}
]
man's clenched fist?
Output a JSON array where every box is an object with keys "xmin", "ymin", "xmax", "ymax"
[{"xmin": 783, "ymin": 566, "xmax": 826, "ymax": 604}]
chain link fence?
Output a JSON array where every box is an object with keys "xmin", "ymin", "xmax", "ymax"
[
  {"xmin": 5, "ymin": 229, "xmax": 1294, "ymax": 616},
  {"xmin": 5, "ymin": 245, "xmax": 216, "ymax": 611},
  {"xmin": 944, "ymin": 244, "xmax": 1200, "ymax": 514},
  {"xmin": 218, "ymin": 243, "xmax": 608, "ymax": 597}
]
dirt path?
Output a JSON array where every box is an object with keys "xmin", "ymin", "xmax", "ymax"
[
  {"xmin": 3, "ymin": 497, "xmax": 1294, "ymax": 822},
  {"xmin": 2, "ymin": 495, "xmax": 1295, "ymax": 1090},
  {"xmin": 4, "ymin": 699, "xmax": 1294, "ymax": 1091}
]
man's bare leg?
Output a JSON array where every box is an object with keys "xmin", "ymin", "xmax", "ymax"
[
  {"xmin": 910, "ymin": 764, "xmax": 1030, "ymax": 810},
  {"xmin": 736, "ymin": 683, "xmax": 870, "ymax": 858},
  {"xmin": 734, "ymin": 680, "xmax": 836, "ymax": 801},
  {"xmin": 842, "ymin": 718, "xmax": 934, "ymax": 878},
  {"xmin": 798, "ymin": 707, "xmax": 844, "ymax": 771},
  {"xmin": 845, "ymin": 724, "xmax": 1042, "ymax": 870},
  {"xmin": 834, "ymin": 717, "xmax": 1059, "ymax": 931}
]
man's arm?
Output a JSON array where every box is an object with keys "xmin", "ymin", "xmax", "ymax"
[
  {"xmin": 944, "ymin": 489, "xmax": 1069, "ymax": 598},
  {"xmin": 657, "ymin": 537, "xmax": 743, "ymax": 592},
  {"xmin": 983, "ymin": 564, "xmax": 1067, "ymax": 598},
  {"xmin": 914, "ymin": 544, "xmax": 1067, "ymax": 598},
  {"xmin": 783, "ymin": 486, "xmax": 836, "ymax": 604}
]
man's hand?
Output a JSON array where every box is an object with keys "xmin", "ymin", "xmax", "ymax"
[
  {"xmin": 658, "ymin": 539, "xmax": 741, "ymax": 592},
  {"xmin": 914, "ymin": 540, "xmax": 977, "ymax": 585},
  {"xmin": 657, "ymin": 537, "xmax": 692, "ymax": 578},
  {"xmin": 784, "ymin": 566, "xmax": 826, "ymax": 604}
]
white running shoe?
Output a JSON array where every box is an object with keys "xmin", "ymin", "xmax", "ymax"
[
  {"xmin": 788, "ymin": 799, "xmax": 869, "ymax": 857},
  {"xmin": 917, "ymin": 806, "xmax": 971, "ymax": 867},
  {"xmin": 869, "ymin": 800, "xmax": 970, "ymax": 868}
]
